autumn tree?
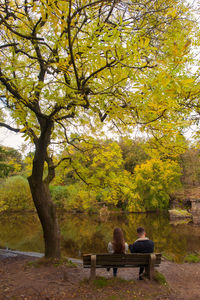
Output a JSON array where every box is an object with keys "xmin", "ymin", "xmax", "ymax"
[
  {"xmin": 0, "ymin": 0, "xmax": 193, "ymax": 258},
  {"xmin": 131, "ymin": 158, "xmax": 182, "ymax": 211},
  {"xmin": 0, "ymin": 145, "xmax": 22, "ymax": 177}
]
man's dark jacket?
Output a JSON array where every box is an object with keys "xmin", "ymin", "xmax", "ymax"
[{"xmin": 129, "ymin": 238, "xmax": 154, "ymax": 253}]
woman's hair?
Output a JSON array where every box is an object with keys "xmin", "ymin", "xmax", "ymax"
[{"xmin": 112, "ymin": 227, "xmax": 125, "ymax": 254}]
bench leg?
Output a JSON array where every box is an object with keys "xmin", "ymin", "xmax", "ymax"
[
  {"xmin": 146, "ymin": 254, "xmax": 156, "ymax": 280},
  {"xmin": 90, "ymin": 255, "xmax": 96, "ymax": 281}
]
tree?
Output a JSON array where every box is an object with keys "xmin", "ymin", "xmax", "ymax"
[
  {"xmin": 118, "ymin": 137, "xmax": 149, "ymax": 173},
  {"xmin": 0, "ymin": 145, "xmax": 22, "ymax": 177},
  {"xmin": 131, "ymin": 158, "xmax": 182, "ymax": 211},
  {"xmin": 0, "ymin": 0, "xmax": 193, "ymax": 258}
]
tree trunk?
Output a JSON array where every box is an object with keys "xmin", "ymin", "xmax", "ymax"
[
  {"xmin": 28, "ymin": 119, "xmax": 61, "ymax": 259},
  {"xmin": 28, "ymin": 176, "xmax": 61, "ymax": 258}
]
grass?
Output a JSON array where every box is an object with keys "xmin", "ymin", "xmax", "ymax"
[
  {"xmin": 27, "ymin": 256, "xmax": 77, "ymax": 268},
  {"xmin": 80, "ymin": 275, "xmax": 171, "ymax": 300},
  {"xmin": 162, "ymin": 252, "xmax": 178, "ymax": 262},
  {"xmin": 184, "ymin": 253, "xmax": 200, "ymax": 263},
  {"xmin": 153, "ymin": 270, "xmax": 167, "ymax": 285},
  {"xmin": 82, "ymin": 276, "xmax": 135, "ymax": 289}
]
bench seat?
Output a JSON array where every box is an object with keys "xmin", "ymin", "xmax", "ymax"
[{"xmin": 83, "ymin": 253, "xmax": 162, "ymax": 280}]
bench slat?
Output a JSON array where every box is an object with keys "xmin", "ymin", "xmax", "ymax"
[
  {"xmin": 83, "ymin": 253, "xmax": 162, "ymax": 281},
  {"xmin": 83, "ymin": 254, "xmax": 161, "ymax": 266},
  {"xmin": 83, "ymin": 264, "xmax": 161, "ymax": 268}
]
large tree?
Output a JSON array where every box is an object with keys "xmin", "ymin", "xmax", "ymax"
[{"xmin": 0, "ymin": 0, "xmax": 193, "ymax": 258}]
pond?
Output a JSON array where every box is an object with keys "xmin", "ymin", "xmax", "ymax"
[{"xmin": 0, "ymin": 211, "xmax": 200, "ymax": 262}]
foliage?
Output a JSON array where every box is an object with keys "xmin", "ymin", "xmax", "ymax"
[
  {"xmin": 55, "ymin": 140, "xmax": 140, "ymax": 210},
  {"xmin": 0, "ymin": 176, "xmax": 34, "ymax": 212},
  {"xmin": 153, "ymin": 271, "xmax": 167, "ymax": 285},
  {"xmin": 49, "ymin": 185, "xmax": 69, "ymax": 209},
  {"xmin": 184, "ymin": 253, "xmax": 200, "ymax": 263},
  {"xmin": 27, "ymin": 256, "xmax": 77, "ymax": 268},
  {"xmin": 118, "ymin": 138, "xmax": 149, "ymax": 173},
  {"xmin": 0, "ymin": 145, "xmax": 22, "ymax": 177},
  {"xmin": 168, "ymin": 209, "xmax": 192, "ymax": 218},
  {"xmin": 90, "ymin": 277, "xmax": 127, "ymax": 289},
  {"xmin": 62, "ymin": 183, "xmax": 97, "ymax": 212},
  {"xmin": 180, "ymin": 149, "xmax": 200, "ymax": 186},
  {"xmin": 0, "ymin": 0, "xmax": 196, "ymax": 257},
  {"xmin": 129, "ymin": 159, "xmax": 182, "ymax": 211}
]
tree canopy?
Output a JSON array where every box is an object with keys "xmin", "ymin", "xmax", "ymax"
[{"xmin": 0, "ymin": 0, "xmax": 197, "ymax": 258}]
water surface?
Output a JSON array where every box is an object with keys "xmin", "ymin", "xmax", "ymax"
[{"xmin": 0, "ymin": 211, "xmax": 199, "ymax": 262}]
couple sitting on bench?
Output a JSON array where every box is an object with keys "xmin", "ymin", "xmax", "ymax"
[{"xmin": 107, "ymin": 227, "xmax": 154, "ymax": 280}]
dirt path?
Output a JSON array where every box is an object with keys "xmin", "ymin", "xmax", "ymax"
[
  {"xmin": 160, "ymin": 260, "xmax": 200, "ymax": 300},
  {"xmin": 0, "ymin": 250, "xmax": 200, "ymax": 299}
]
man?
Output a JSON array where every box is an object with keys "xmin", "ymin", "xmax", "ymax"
[{"xmin": 129, "ymin": 227, "xmax": 154, "ymax": 280}]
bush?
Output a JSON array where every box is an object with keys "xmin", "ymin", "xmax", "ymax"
[
  {"xmin": 184, "ymin": 253, "xmax": 200, "ymax": 263},
  {"xmin": 131, "ymin": 158, "xmax": 181, "ymax": 211},
  {"xmin": 63, "ymin": 183, "xmax": 97, "ymax": 212},
  {"xmin": 0, "ymin": 176, "xmax": 33, "ymax": 211},
  {"xmin": 49, "ymin": 185, "xmax": 69, "ymax": 208},
  {"xmin": 153, "ymin": 271, "xmax": 167, "ymax": 285}
]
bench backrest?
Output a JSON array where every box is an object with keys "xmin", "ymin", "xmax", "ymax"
[{"xmin": 83, "ymin": 253, "xmax": 162, "ymax": 267}]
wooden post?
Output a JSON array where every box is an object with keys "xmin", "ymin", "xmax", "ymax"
[
  {"xmin": 147, "ymin": 254, "xmax": 156, "ymax": 280},
  {"xmin": 90, "ymin": 255, "xmax": 96, "ymax": 281}
]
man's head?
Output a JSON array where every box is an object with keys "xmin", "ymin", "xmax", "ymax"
[{"xmin": 137, "ymin": 227, "xmax": 146, "ymax": 238}]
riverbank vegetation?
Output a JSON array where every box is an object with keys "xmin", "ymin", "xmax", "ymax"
[{"xmin": 1, "ymin": 138, "xmax": 200, "ymax": 213}]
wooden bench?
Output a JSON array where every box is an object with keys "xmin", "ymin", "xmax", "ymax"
[{"xmin": 83, "ymin": 253, "xmax": 162, "ymax": 280}]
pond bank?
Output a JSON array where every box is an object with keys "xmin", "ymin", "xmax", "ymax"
[
  {"xmin": 0, "ymin": 249, "xmax": 200, "ymax": 299},
  {"xmin": 0, "ymin": 248, "xmax": 82, "ymax": 264}
]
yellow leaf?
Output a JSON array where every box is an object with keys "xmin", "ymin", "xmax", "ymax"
[{"xmin": 181, "ymin": 79, "xmax": 195, "ymax": 85}]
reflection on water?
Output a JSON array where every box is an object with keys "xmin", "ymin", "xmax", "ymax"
[{"xmin": 0, "ymin": 211, "xmax": 200, "ymax": 262}]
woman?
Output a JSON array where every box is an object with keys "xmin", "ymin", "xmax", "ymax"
[{"xmin": 107, "ymin": 227, "xmax": 128, "ymax": 277}]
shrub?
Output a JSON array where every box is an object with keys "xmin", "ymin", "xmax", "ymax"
[
  {"xmin": 49, "ymin": 185, "xmax": 69, "ymax": 209},
  {"xmin": 131, "ymin": 158, "xmax": 181, "ymax": 211},
  {"xmin": 0, "ymin": 176, "xmax": 33, "ymax": 211},
  {"xmin": 184, "ymin": 253, "xmax": 200, "ymax": 263},
  {"xmin": 153, "ymin": 271, "xmax": 167, "ymax": 285}
]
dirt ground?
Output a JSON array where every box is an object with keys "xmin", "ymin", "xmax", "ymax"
[{"xmin": 0, "ymin": 253, "xmax": 200, "ymax": 300}]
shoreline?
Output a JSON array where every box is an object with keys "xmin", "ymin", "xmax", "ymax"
[{"xmin": 0, "ymin": 248, "xmax": 82, "ymax": 264}]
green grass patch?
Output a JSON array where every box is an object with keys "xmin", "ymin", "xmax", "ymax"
[
  {"xmin": 82, "ymin": 276, "xmax": 135, "ymax": 290},
  {"xmin": 93, "ymin": 276, "xmax": 128, "ymax": 289},
  {"xmin": 27, "ymin": 256, "xmax": 77, "ymax": 268},
  {"xmin": 93, "ymin": 276, "xmax": 110, "ymax": 288},
  {"xmin": 162, "ymin": 252, "xmax": 177, "ymax": 262},
  {"xmin": 153, "ymin": 270, "xmax": 167, "ymax": 285},
  {"xmin": 184, "ymin": 253, "xmax": 200, "ymax": 263}
]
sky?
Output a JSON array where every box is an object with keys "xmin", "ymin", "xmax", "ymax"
[{"xmin": 0, "ymin": 126, "xmax": 25, "ymax": 150}]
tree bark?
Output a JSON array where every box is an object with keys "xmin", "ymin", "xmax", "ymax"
[
  {"xmin": 28, "ymin": 119, "xmax": 61, "ymax": 259},
  {"xmin": 28, "ymin": 176, "xmax": 61, "ymax": 258}
]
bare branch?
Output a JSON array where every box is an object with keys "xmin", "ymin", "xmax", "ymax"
[
  {"xmin": 67, "ymin": 0, "xmax": 80, "ymax": 89},
  {"xmin": 72, "ymin": 164, "xmax": 89, "ymax": 185},
  {"xmin": 0, "ymin": 122, "xmax": 20, "ymax": 133},
  {"xmin": 0, "ymin": 43, "xmax": 18, "ymax": 49}
]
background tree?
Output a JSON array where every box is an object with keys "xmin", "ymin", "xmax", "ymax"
[
  {"xmin": 0, "ymin": 0, "xmax": 194, "ymax": 258},
  {"xmin": 130, "ymin": 158, "xmax": 182, "ymax": 211},
  {"xmin": 0, "ymin": 145, "xmax": 22, "ymax": 177},
  {"xmin": 118, "ymin": 137, "xmax": 149, "ymax": 173}
]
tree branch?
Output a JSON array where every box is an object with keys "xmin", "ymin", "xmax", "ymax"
[
  {"xmin": 0, "ymin": 122, "xmax": 20, "ymax": 133},
  {"xmin": 82, "ymin": 59, "xmax": 117, "ymax": 86},
  {"xmin": 0, "ymin": 43, "xmax": 19, "ymax": 49},
  {"xmin": 67, "ymin": 0, "xmax": 80, "ymax": 89},
  {"xmin": 0, "ymin": 15, "xmax": 44, "ymax": 41}
]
